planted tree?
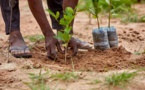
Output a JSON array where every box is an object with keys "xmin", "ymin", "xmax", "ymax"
[
  {"xmin": 105, "ymin": 0, "xmax": 118, "ymax": 48},
  {"xmin": 91, "ymin": 0, "xmax": 111, "ymax": 50},
  {"xmin": 92, "ymin": 0, "xmax": 102, "ymax": 28},
  {"xmin": 47, "ymin": 7, "xmax": 75, "ymax": 62}
]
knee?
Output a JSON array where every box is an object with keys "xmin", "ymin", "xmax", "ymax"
[{"xmin": 63, "ymin": 0, "xmax": 78, "ymax": 9}]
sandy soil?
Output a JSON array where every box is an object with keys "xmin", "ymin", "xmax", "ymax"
[{"xmin": 0, "ymin": 1, "xmax": 145, "ymax": 90}]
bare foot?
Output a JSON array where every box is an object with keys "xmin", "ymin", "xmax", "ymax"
[{"xmin": 9, "ymin": 30, "xmax": 32, "ymax": 58}]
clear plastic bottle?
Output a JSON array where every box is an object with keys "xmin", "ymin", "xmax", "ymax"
[
  {"xmin": 92, "ymin": 27, "xmax": 110, "ymax": 50},
  {"xmin": 107, "ymin": 26, "xmax": 118, "ymax": 48}
]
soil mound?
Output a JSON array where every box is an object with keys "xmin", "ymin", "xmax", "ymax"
[{"xmin": 31, "ymin": 43, "xmax": 145, "ymax": 72}]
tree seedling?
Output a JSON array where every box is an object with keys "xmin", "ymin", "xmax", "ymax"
[
  {"xmin": 91, "ymin": 0, "xmax": 111, "ymax": 50},
  {"xmin": 47, "ymin": 7, "xmax": 75, "ymax": 63},
  {"xmin": 24, "ymin": 70, "xmax": 50, "ymax": 90},
  {"xmin": 77, "ymin": 0, "xmax": 101, "ymax": 28},
  {"xmin": 77, "ymin": 0, "xmax": 94, "ymax": 24},
  {"xmin": 105, "ymin": 0, "xmax": 118, "ymax": 48}
]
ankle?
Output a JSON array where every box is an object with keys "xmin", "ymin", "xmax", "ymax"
[{"xmin": 9, "ymin": 30, "xmax": 24, "ymax": 44}]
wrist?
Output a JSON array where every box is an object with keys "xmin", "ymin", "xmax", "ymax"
[{"xmin": 44, "ymin": 31, "xmax": 55, "ymax": 38}]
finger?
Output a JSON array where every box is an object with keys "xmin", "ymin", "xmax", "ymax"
[
  {"xmin": 50, "ymin": 45, "xmax": 58, "ymax": 60},
  {"xmin": 56, "ymin": 42, "xmax": 64, "ymax": 54},
  {"xmin": 46, "ymin": 46, "xmax": 52, "ymax": 60},
  {"xmin": 72, "ymin": 45, "xmax": 78, "ymax": 56}
]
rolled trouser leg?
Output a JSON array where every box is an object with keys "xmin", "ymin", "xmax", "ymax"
[
  {"xmin": 1, "ymin": 0, "xmax": 20, "ymax": 35},
  {"xmin": 47, "ymin": 0, "xmax": 63, "ymax": 31}
]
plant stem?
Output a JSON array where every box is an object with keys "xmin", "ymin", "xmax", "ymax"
[
  {"xmin": 108, "ymin": 0, "xmax": 111, "ymax": 28},
  {"xmin": 65, "ymin": 47, "xmax": 67, "ymax": 64},
  {"xmin": 97, "ymin": 16, "xmax": 100, "ymax": 29},
  {"xmin": 71, "ymin": 57, "xmax": 75, "ymax": 72}
]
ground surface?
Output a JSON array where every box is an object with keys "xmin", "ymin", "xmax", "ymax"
[{"xmin": 0, "ymin": 1, "xmax": 145, "ymax": 90}]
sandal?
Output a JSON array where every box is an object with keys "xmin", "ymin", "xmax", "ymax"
[{"xmin": 9, "ymin": 46, "xmax": 32, "ymax": 58}]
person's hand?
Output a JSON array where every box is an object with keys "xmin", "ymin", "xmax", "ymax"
[
  {"xmin": 45, "ymin": 34, "xmax": 63, "ymax": 60},
  {"xmin": 68, "ymin": 37, "xmax": 79, "ymax": 56},
  {"xmin": 68, "ymin": 37, "xmax": 92, "ymax": 56}
]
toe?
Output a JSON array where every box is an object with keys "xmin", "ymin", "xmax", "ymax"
[
  {"xmin": 24, "ymin": 48, "xmax": 31, "ymax": 54},
  {"xmin": 11, "ymin": 50, "xmax": 18, "ymax": 55}
]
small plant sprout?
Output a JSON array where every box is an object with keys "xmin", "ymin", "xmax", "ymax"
[
  {"xmin": 25, "ymin": 34, "xmax": 45, "ymax": 42},
  {"xmin": 24, "ymin": 70, "xmax": 50, "ymax": 90},
  {"xmin": 51, "ymin": 72, "xmax": 79, "ymax": 82},
  {"xmin": 24, "ymin": 34, "xmax": 45, "ymax": 50},
  {"xmin": 105, "ymin": 71, "xmax": 137, "ymax": 87},
  {"xmin": 47, "ymin": 7, "xmax": 75, "ymax": 63},
  {"xmin": 54, "ymin": 7, "xmax": 75, "ymax": 48}
]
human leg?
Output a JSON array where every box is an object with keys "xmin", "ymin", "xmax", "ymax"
[{"xmin": 0, "ymin": 0, "xmax": 31, "ymax": 58}]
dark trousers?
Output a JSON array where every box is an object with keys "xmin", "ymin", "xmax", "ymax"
[
  {"xmin": 47, "ymin": 0, "xmax": 64, "ymax": 30},
  {"xmin": 0, "ymin": 0, "xmax": 64, "ymax": 35},
  {"xmin": 0, "ymin": 0, "xmax": 20, "ymax": 35},
  {"xmin": 47, "ymin": 0, "xmax": 74, "ymax": 33}
]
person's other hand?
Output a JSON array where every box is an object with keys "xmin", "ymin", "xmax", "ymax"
[
  {"xmin": 45, "ymin": 34, "xmax": 63, "ymax": 60},
  {"xmin": 68, "ymin": 37, "xmax": 92, "ymax": 56},
  {"xmin": 68, "ymin": 37, "xmax": 79, "ymax": 56}
]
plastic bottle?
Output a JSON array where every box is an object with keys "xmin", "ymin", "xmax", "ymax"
[
  {"xmin": 107, "ymin": 26, "xmax": 118, "ymax": 48},
  {"xmin": 92, "ymin": 27, "xmax": 110, "ymax": 50}
]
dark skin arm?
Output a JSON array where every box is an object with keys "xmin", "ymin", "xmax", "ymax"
[
  {"xmin": 28, "ymin": 0, "xmax": 79, "ymax": 58},
  {"xmin": 28, "ymin": 0, "xmax": 62, "ymax": 60}
]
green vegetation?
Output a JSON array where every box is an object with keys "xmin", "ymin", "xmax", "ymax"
[
  {"xmin": 91, "ymin": 79, "xmax": 102, "ymax": 84},
  {"xmin": 78, "ymin": 0, "xmax": 136, "ymax": 16},
  {"xmin": 51, "ymin": 72, "xmax": 79, "ymax": 82},
  {"xmin": 121, "ymin": 14, "xmax": 145, "ymax": 23},
  {"xmin": 100, "ymin": 0, "xmax": 136, "ymax": 14},
  {"xmin": 105, "ymin": 71, "xmax": 137, "ymax": 87},
  {"xmin": 78, "ymin": 0, "xmax": 102, "ymax": 28},
  {"xmin": 25, "ymin": 70, "xmax": 50, "ymax": 90},
  {"xmin": 47, "ymin": 7, "xmax": 75, "ymax": 63},
  {"xmin": 25, "ymin": 34, "xmax": 45, "ymax": 42},
  {"xmin": 47, "ymin": 7, "xmax": 75, "ymax": 48},
  {"xmin": 77, "ymin": 0, "xmax": 145, "ymax": 23}
]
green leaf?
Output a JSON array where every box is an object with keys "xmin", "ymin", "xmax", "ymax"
[
  {"xmin": 64, "ymin": 15, "xmax": 71, "ymax": 20},
  {"xmin": 55, "ymin": 31, "xmax": 65, "ymax": 42},
  {"xmin": 105, "ymin": 0, "xmax": 110, "ymax": 5},
  {"xmin": 47, "ymin": 9, "xmax": 56, "ymax": 19},
  {"xmin": 64, "ymin": 26, "xmax": 72, "ymax": 34},
  {"xmin": 55, "ymin": 11, "xmax": 60, "ymax": 20},
  {"xmin": 62, "ymin": 32, "xmax": 70, "ymax": 42},
  {"xmin": 59, "ymin": 18, "xmax": 67, "ymax": 26},
  {"xmin": 65, "ymin": 7, "xmax": 74, "ymax": 15},
  {"xmin": 95, "ymin": 7, "xmax": 101, "ymax": 15}
]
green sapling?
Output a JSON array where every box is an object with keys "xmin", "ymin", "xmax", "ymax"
[
  {"xmin": 92, "ymin": 0, "xmax": 101, "ymax": 28},
  {"xmin": 105, "ymin": 0, "xmax": 119, "ymax": 48},
  {"xmin": 47, "ymin": 7, "xmax": 75, "ymax": 62}
]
